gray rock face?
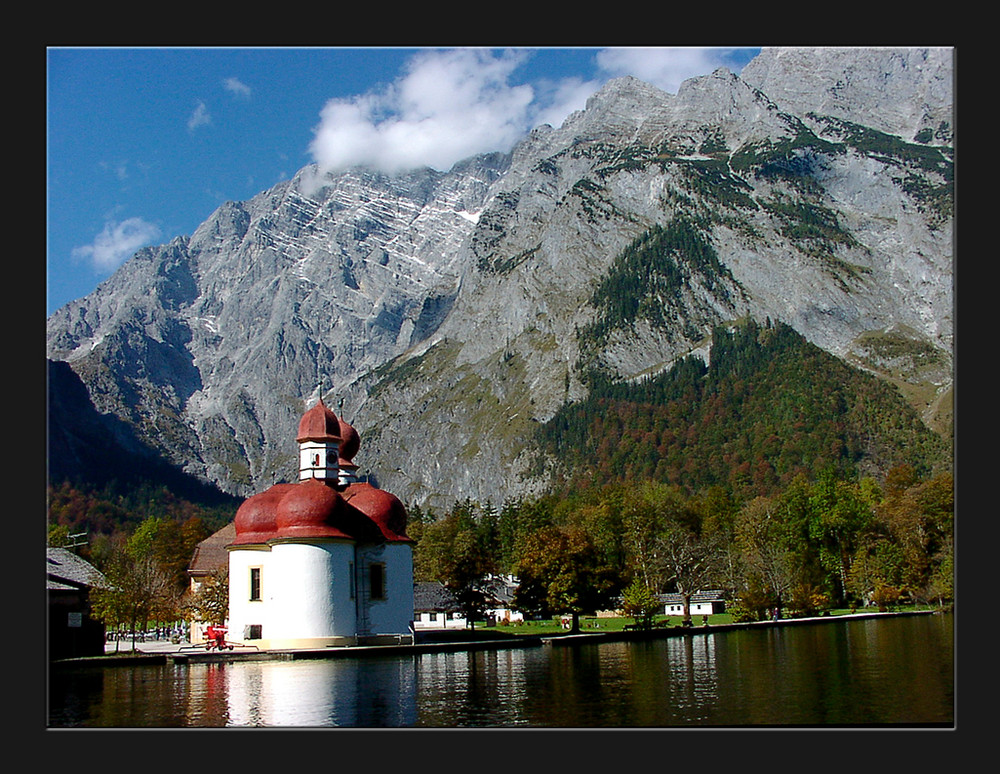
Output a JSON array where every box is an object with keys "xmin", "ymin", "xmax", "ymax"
[
  {"xmin": 741, "ymin": 47, "xmax": 954, "ymax": 143},
  {"xmin": 48, "ymin": 155, "xmax": 509, "ymax": 490},
  {"xmin": 46, "ymin": 47, "xmax": 954, "ymax": 510}
]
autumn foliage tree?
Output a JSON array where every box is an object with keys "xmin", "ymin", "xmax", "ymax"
[
  {"xmin": 186, "ymin": 567, "xmax": 229, "ymax": 627},
  {"xmin": 90, "ymin": 532, "xmax": 179, "ymax": 651},
  {"xmin": 513, "ymin": 525, "xmax": 618, "ymax": 632},
  {"xmin": 410, "ymin": 466, "xmax": 952, "ymax": 624},
  {"xmin": 416, "ymin": 501, "xmax": 499, "ymax": 628}
]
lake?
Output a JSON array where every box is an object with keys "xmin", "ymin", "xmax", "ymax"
[{"xmin": 48, "ymin": 612, "xmax": 953, "ymax": 728}]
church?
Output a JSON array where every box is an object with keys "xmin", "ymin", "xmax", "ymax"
[{"xmin": 226, "ymin": 397, "xmax": 414, "ymax": 648}]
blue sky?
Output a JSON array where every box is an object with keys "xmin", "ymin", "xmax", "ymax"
[{"xmin": 46, "ymin": 46, "xmax": 760, "ymax": 316}]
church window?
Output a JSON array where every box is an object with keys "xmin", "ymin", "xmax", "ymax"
[
  {"xmin": 370, "ymin": 562, "xmax": 385, "ymax": 600},
  {"xmin": 249, "ymin": 567, "xmax": 262, "ymax": 601}
]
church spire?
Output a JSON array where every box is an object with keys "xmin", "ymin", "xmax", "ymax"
[{"xmin": 296, "ymin": 397, "xmax": 342, "ymax": 483}]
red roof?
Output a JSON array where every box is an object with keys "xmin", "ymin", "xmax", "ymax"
[
  {"xmin": 275, "ymin": 478, "xmax": 353, "ymax": 540},
  {"xmin": 230, "ymin": 398, "xmax": 409, "ymax": 547},
  {"xmin": 342, "ymin": 481, "xmax": 411, "ymax": 542},
  {"xmin": 232, "ymin": 483, "xmax": 297, "ymax": 545},
  {"xmin": 338, "ymin": 417, "xmax": 360, "ymax": 463},
  {"xmin": 296, "ymin": 398, "xmax": 342, "ymax": 443}
]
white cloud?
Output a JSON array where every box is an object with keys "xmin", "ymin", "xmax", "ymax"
[
  {"xmin": 188, "ymin": 100, "xmax": 212, "ymax": 131},
  {"xmin": 596, "ymin": 47, "xmax": 750, "ymax": 93},
  {"xmin": 224, "ymin": 77, "xmax": 252, "ymax": 99},
  {"xmin": 307, "ymin": 47, "xmax": 756, "ymax": 178},
  {"xmin": 72, "ymin": 218, "xmax": 162, "ymax": 274},
  {"xmin": 309, "ymin": 49, "xmax": 539, "ymax": 176},
  {"xmin": 529, "ymin": 74, "xmax": 602, "ymax": 130}
]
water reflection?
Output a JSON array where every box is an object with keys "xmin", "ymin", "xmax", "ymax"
[
  {"xmin": 417, "ymin": 648, "xmax": 539, "ymax": 726},
  {"xmin": 222, "ymin": 657, "xmax": 417, "ymax": 727},
  {"xmin": 49, "ymin": 614, "xmax": 953, "ymax": 728}
]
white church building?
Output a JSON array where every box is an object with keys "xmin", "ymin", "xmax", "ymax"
[{"xmin": 227, "ymin": 397, "xmax": 414, "ymax": 649}]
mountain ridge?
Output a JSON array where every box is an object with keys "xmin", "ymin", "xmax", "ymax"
[{"xmin": 46, "ymin": 47, "xmax": 954, "ymax": 511}]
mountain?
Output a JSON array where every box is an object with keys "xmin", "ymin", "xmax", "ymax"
[{"xmin": 46, "ymin": 47, "xmax": 954, "ymax": 511}]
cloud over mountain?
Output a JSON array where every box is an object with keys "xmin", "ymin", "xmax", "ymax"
[{"xmin": 307, "ymin": 48, "xmax": 755, "ymax": 176}]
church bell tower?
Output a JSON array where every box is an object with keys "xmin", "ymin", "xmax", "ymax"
[{"xmin": 296, "ymin": 398, "xmax": 342, "ymax": 482}]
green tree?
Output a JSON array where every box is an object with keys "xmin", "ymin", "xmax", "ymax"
[
  {"xmin": 90, "ymin": 535, "xmax": 179, "ymax": 651},
  {"xmin": 564, "ymin": 489, "xmax": 627, "ymax": 577},
  {"xmin": 417, "ymin": 505, "xmax": 498, "ymax": 628},
  {"xmin": 514, "ymin": 525, "xmax": 618, "ymax": 633},
  {"xmin": 690, "ymin": 485, "xmax": 740, "ymax": 543},
  {"xmin": 620, "ymin": 484, "xmax": 671, "ymax": 591},
  {"xmin": 89, "ymin": 537, "xmax": 132, "ymax": 652},
  {"xmin": 925, "ymin": 535, "xmax": 953, "ymax": 608},
  {"xmin": 494, "ymin": 498, "xmax": 523, "ymax": 574},
  {"xmin": 123, "ymin": 515, "xmax": 206, "ymax": 593},
  {"xmin": 125, "ymin": 516, "xmax": 162, "ymax": 559},
  {"xmin": 734, "ymin": 496, "xmax": 797, "ymax": 618},
  {"xmin": 620, "ymin": 577, "xmax": 661, "ymax": 630},
  {"xmin": 186, "ymin": 567, "xmax": 229, "ymax": 627},
  {"xmin": 806, "ymin": 472, "xmax": 874, "ymax": 605},
  {"xmin": 47, "ymin": 523, "xmax": 72, "ymax": 547}
]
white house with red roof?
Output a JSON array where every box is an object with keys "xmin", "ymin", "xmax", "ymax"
[{"xmin": 226, "ymin": 397, "xmax": 414, "ymax": 648}]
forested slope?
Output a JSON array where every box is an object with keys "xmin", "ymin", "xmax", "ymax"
[{"xmin": 538, "ymin": 319, "xmax": 951, "ymax": 499}]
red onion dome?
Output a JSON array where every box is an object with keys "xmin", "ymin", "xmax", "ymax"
[
  {"xmin": 296, "ymin": 399, "xmax": 342, "ymax": 443},
  {"xmin": 274, "ymin": 479, "xmax": 352, "ymax": 540},
  {"xmin": 342, "ymin": 482, "xmax": 411, "ymax": 542},
  {"xmin": 337, "ymin": 417, "xmax": 360, "ymax": 464},
  {"xmin": 232, "ymin": 483, "xmax": 296, "ymax": 545}
]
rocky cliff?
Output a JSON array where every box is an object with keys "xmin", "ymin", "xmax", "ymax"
[{"xmin": 46, "ymin": 47, "xmax": 954, "ymax": 510}]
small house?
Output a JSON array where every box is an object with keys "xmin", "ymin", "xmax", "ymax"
[
  {"xmin": 413, "ymin": 582, "xmax": 467, "ymax": 629},
  {"xmin": 186, "ymin": 522, "xmax": 235, "ymax": 644},
  {"xmin": 484, "ymin": 574, "xmax": 524, "ymax": 625},
  {"xmin": 660, "ymin": 590, "xmax": 727, "ymax": 617},
  {"xmin": 47, "ymin": 547, "xmax": 108, "ymax": 659}
]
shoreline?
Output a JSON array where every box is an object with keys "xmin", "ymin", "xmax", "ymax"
[{"xmin": 52, "ymin": 609, "xmax": 941, "ymax": 668}]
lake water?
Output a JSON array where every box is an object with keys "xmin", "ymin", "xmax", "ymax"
[{"xmin": 48, "ymin": 613, "xmax": 953, "ymax": 728}]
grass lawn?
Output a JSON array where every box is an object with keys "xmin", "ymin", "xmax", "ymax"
[
  {"xmin": 472, "ymin": 604, "xmax": 942, "ymax": 637},
  {"xmin": 476, "ymin": 613, "xmax": 733, "ymax": 636}
]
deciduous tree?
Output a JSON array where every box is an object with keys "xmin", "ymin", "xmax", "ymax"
[
  {"xmin": 656, "ymin": 520, "xmax": 724, "ymax": 626},
  {"xmin": 620, "ymin": 577, "xmax": 661, "ymax": 630},
  {"xmin": 734, "ymin": 496, "xmax": 796, "ymax": 618},
  {"xmin": 806, "ymin": 473, "xmax": 874, "ymax": 605},
  {"xmin": 513, "ymin": 525, "xmax": 618, "ymax": 632},
  {"xmin": 91, "ymin": 535, "xmax": 179, "ymax": 651},
  {"xmin": 417, "ymin": 506, "xmax": 498, "ymax": 628},
  {"xmin": 186, "ymin": 567, "xmax": 229, "ymax": 627}
]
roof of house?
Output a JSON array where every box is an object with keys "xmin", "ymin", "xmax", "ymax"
[
  {"xmin": 230, "ymin": 400, "xmax": 410, "ymax": 548},
  {"xmin": 413, "ymin": 582, "xmax": 460, "ymax": 612},
  {"xmin": 47, "ymin": 547, "xmax": 108, "ymax": 591},
  {"xmin": 413, "ymin": 577, "xmax": 521, "ymax": 612},
  {"xmin": 658, "ymin": 590, "xmax": 727, "ymax": 604},
  {"xmin": 486, "ymin": 575, "xmax": 518, "ymax": 606},
  {"xmin": 187, "ymin": 522, "xmax": 236, "ymax": 576},
  {"xmin": 296, "ymin": 397, "xmax": 342, "ymax": 443}
]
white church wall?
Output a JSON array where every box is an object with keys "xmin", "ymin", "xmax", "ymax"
[
  {"xmin": 268, "ymin": 540, "xmax": 356, "ymax": 646},
  {"xmin": 359, "ymin": 543, "xmax": 413, "ymax": 636},
  {"xmin": 228, "ymin": 547, "xmax": 271, "ymax": 643}
]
